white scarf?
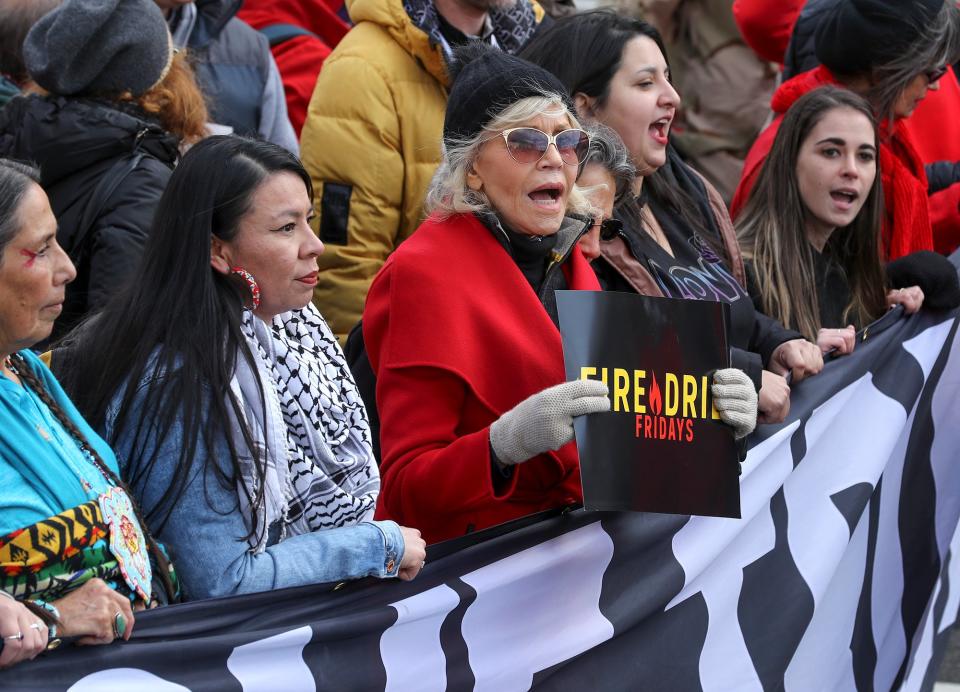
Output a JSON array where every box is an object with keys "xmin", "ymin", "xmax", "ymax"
[{"xmin": 229, "ymin": 305, "xmax": 380, "ymax": 553}]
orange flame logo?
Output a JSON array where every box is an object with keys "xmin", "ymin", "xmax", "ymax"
[{"xmin": 649, "ymin": 372, "xmax": 663, "ymax": 415}]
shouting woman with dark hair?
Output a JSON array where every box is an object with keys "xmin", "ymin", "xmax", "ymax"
[
  {"xmin": 0, "ymin": 0, "xmax": 208, "ymax": 342},
  {"xmin": 0, "ymin": 159, "xmax": 179, "ymax": 656},
  {"xmin": 59, "ymin": 137, "xmax": 425, "ymax": 600},
  {"xmin": 738, "ymin": 86, "xmax": 927, "ymax": 355},
  {"xmin": 522, "ymin": 10, "xmax": 823, "ymax": 425}
]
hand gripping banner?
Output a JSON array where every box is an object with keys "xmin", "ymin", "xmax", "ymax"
[{"xmin": 4, "ymin": 271, "xmax": 960, "ymax": 691}]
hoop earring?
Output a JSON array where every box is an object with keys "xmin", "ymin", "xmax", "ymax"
[{"xmin": 230, "ymin": 266, "xmax": 261, "ymax": 310}]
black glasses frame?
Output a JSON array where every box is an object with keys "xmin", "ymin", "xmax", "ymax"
[{"xmin": 596, "ymin": 218, "xmax": 623, "ymax": 241}]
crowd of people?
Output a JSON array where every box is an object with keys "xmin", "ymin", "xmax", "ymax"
[{"xmin": 0, "ymin": 0, "xmax": 959, "ymax": 671}]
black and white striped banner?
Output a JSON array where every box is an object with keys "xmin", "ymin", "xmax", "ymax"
[{"xmin": 4, "ymin": 294, "xmax": 959, "ymax": 691}]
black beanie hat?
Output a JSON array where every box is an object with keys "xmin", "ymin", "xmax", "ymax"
[
  {"xmin": 815, "ymin": 0, "xmax": 943, "ymax": 76},
  {"xmin": 443, "ymin": 43, "xmax": 576, "ymax": 147},
  {"xmin": 23, "ymin": 0, "xmax": 173, "ymax": 97}
]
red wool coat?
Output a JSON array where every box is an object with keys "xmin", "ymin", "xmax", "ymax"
[
  {"xmin": 365, "ymin": 212, "xmax": 600, "ymax": 544},
  {"xmin": 731, "ymin": 66, "xmax": 933, "ymax": 260}
]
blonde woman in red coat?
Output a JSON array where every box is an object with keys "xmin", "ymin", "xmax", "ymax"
[{"xmin": 364, "ymin": 45, "xmax": 759, "ymax": 544}]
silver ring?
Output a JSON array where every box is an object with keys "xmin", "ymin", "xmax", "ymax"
[{"xmin": 4, "ymin": 631, "xmax": 23, "ymax": 641}]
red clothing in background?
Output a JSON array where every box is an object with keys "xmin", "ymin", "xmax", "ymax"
[
  {"xmin": 903, "ymin": 72, "xmax": 960, "ymax": 254},
  {"xmin": 238, "ymin": 0, "xmax": 350, "ymax": 137},
  {"xmin": 365, "ymin": 213, "xmax": 599, "ymax": 544},
  {"xmin": 732, "ymin": 0, "xmax": 960, "ymax": 253},
  {"xmin": 732, "ymin": 0, "xmax": 804, "ymax": 65},
  {"xmin": 732, "ymin": 66, "xmax": 933, "ymax": 260}
]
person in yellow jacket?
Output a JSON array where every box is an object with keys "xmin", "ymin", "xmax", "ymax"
[{"xmin": 300, "ymin": 0, "xmax": 546, "ymax": 341}]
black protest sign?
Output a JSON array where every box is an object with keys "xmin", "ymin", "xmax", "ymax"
[{"xmin": 557, "ymin": 290, "xmax": 740, "ymax": 518}]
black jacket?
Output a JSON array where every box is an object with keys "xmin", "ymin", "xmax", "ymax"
[
  {"xmin": 598, "ymin": 149, "xmax": 801, "ymax": 390},
  {"xmin": 782, "ymin": 0, "xmax": 836, "ymax": 81},
  {"xmin": 0, "ymin": 95, "xmax": 178, "ymax": 340}
]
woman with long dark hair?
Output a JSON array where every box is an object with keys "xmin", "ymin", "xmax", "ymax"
[
  {"xmin": 59, "ymin": 137, "xmax": 425, "ymax": 600},
  {"xmin": 737, "ymin": 86, "xmax": 924, "ymax": 353},
  {"xmin": 522, "ymin": 10, "xmax": 822, "ymax": 424}
]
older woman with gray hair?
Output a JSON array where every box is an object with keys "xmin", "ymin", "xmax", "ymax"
[
  {"xmin": 0, "ymin": 160, "xmax": 182, "ymax": 656},
  {"xmin": 577, "ymin": 123, "xmax": 635, "ymax": 262},
  {"xmin": 363, "ymin": 45, "xmax": 758, "ymax": 544}
]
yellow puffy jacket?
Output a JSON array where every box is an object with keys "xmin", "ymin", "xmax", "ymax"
[{"xmin": 300, "ymin": 0, "xmax": 544, "ymax": 341}]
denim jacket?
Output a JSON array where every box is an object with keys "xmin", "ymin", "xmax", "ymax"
[{"xmin": 104, "ymin": 373, "xmax": 404, "ymax": 601}]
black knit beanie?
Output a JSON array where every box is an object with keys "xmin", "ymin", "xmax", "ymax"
[
  {"xmin": 443, "ymin": 43, "xmax": 576, "ymax": 147},
  {"xmin": 815, "ymin": 0, "xmax": 944, "ymax": 76},
  {"xmin": 23, "ymin": 0, "xmax": 173, "ymax": 97}
]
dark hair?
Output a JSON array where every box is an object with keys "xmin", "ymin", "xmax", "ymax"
[
  {"xmin": 59, "ymin": 136, "xmax": 313, "ymax": 543},
  {"xmin": 9, "ymin": 352, "xmax": 176, "ymax": 603},
  {"xmin": 820, "ymin": 1, "xmax": 960, "ymax": 124},
  {"xmin": 0, "ymin": 159, "xmax": 41, "ymax": 263},
  {"xmin": 520, "ymin": 10, "xmax": 710, "ymax": 239},
  {"xmin": 737, "ymin": 87, "xmax": 887, "ymax": 340},
  {"xmin": 520, "ymin": 9, "xmax": 667, "ymax": 111},
  {"xmin": 0, "ymin": 0, "xmax": 59, "ymax": 85}
]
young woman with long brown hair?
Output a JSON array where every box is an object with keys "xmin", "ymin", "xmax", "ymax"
[{"xmin": 737, "ymin": 86, "xmax": 924, "ymax": 355}]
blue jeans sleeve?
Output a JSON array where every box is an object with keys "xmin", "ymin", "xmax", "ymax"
[
  {"xmin": 108, "ymin": 382, "xmax": 399, "ymax": 600},
  {"xmin": 368, "ymin": 520, "xmax": 405, "ymax": 578}
]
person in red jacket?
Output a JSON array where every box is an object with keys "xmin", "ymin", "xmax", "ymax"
[
  {"xmin": 237, "ymin": 0, "xmax": 350, "ymax": 137},
  {"xmin": 733, "ymin": 0, "xmax": 960, "ymax": 254},
  {"xmin": 364, "ymin": 46, "xmax": 758, "ymax": 544},
  {"xmin": 732, "ymin": 0, "xmax": 804, "ymax": 66},
  {"xmin": 731, "ymin": 0, "xmax": 960, "ymax": 261}
]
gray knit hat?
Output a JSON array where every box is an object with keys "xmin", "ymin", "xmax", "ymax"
[{"xmin": 23, "ymin": 0, "xmax": 173, "ymax": 97}]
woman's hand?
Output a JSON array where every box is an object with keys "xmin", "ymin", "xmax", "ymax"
[
  {"xmin": 397, "ymin": 527, "xmax": 426, "ymax": 582},
  {"xmin": 0, "ymin": 595, "xmax": 48, "ymax": 668},
  {"xmin": 711, "ymin": 369, "xmax": 758, "ymax": 439},
  {"xmin": 490, "ymin": 380, "xmax": 610, "ymax": 465},
  {"xmin": 770, "ymin": 338, "xmax": 823, "ymax": 383},
  {"xmin": 53, "ymin": 578, "xmax": 135, "ymax": 645},
  {"xmin": 817, "ymin": 325, "xmax": 857, "ymax": 355},
  {"xmin": 758, "ymin": 370, "xmax": 791, "ymax": 424},
  {"xmin": 886, "ymin": 285, "xmax": 925, "ymax": 314}
]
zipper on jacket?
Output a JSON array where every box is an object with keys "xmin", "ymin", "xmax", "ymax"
[
  {"xmin": 538, "ymin": 217, "xmax": 590, "ymax": 303},
  {"xmin": 132, "ymin": 127, "xmax": 150, "ymax": 152}
]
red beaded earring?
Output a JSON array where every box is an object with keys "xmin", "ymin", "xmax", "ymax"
[{"xmin": 230, "ymin": 266, "xmax": 261, "ymax": 310}]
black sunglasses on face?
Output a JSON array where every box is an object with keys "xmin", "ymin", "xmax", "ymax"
[
  {"xmin": 497, "ymin": 127, "xmax": 591, "ymax": 166},
  {"xmin": 594, "ymin": 218, "xmax": 623, "ymax": 241},
  {"xmin": 925, "ymin": 64, "xmax": 949, "ymax": 84}
]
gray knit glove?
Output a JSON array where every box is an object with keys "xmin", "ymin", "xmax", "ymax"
[
  {"xmin": 490, "ymin": 380, "xmax": 611, "ymax": 466},
  {"xmin": 711, "ymin": 368, "xmax": 758, "ymax": 439}
]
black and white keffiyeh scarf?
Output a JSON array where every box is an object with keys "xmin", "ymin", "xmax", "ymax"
[{"xmin": 229, "ymin": 305, "xmax": 380, "ymax": 553}]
